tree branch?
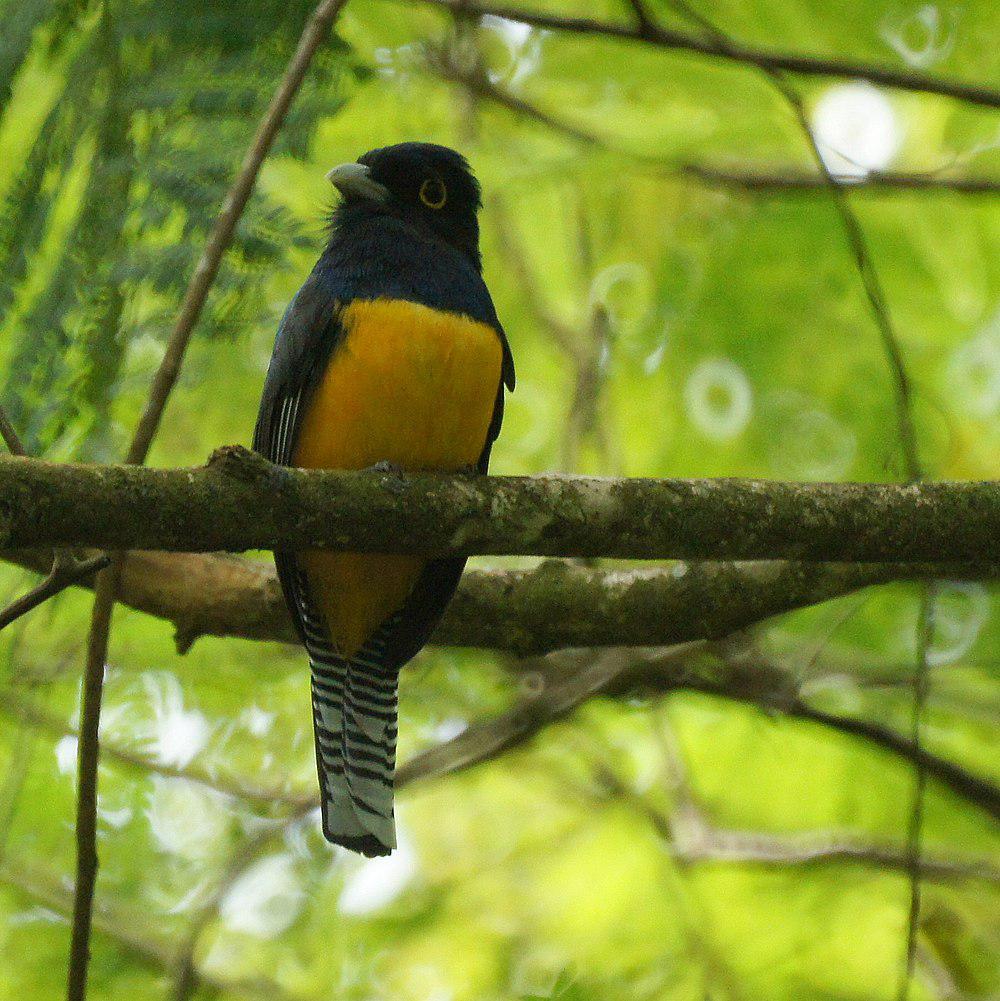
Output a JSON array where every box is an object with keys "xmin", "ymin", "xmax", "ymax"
[
  {"xmin": 396, "ymin": 644, "xmax": 702, "ymax": 786},
  {"xmin": 682, "ymin": 164, "xmax": 1000, "ymax": 195},
  {"xmin": 3, "ymin": 449, "xmax": 998, "ymax": 562},
  {"xmin": 587, "ymin": 749, "xmax": 1000, "ymax": 883},
  {"xmin": 0, "ymin": 690, "xmax": 312, "ymax": 809},
  {"xmin": 124, "ymin": 0, "xmax": 351, "ymax": 466},
  {"xmin": 3, "ymin": 547, "xmax": 997, "ymax": 656},
  {"xmin": 432, "ymin": 56, "xmax": 1000, "ymax": 200},
  {"xmin": 394, "ymin": 642, "xmax": 1000, "ymax": 821},
  {"xmin": 407, "ymin": 0, "xmax": 1000, "ymax": 110},
  {"xmin": 0, "ymin": 554, "xmax": 109, "ymax": 630},
  {"xmin": 558, "ymin": 643, "xmax": 1000, "ymax": 820}
]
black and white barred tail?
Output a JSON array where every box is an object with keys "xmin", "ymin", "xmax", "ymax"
[{"xmin": 300, "ymin": 594, "xmax": 399, "ymax": 856}]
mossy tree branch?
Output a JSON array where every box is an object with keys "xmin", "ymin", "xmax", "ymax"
[
  {"xmin": 2, "ymin": 447, "xmax": 998, "ymax": 562},
  {"xmin": 5, "ymin": 547, "xmax": 996, "ymax": 657}
]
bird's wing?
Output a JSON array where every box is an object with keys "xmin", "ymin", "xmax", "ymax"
[{"xmin": 253, "ymin": 271, "xmax": 343, "ymax": 646}]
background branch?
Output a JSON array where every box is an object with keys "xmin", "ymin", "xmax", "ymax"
[
  {"xmin": 3, "ymin": 547, "xmax": 996, "ymax": 654},
  {"xmin": 408, "ymin": 0, "xmax": 1000, "ymax": 110},
  {"xmin": 65, "ymin": 1, "xmax": 350, "ymax": 997},
  {"xmin": 435, "ymin": 58, "xmax": 1000, "ymax": 205},
  {"xmin": 683, "ymin": 164, "xmax": 1000, "ymax": 195}
]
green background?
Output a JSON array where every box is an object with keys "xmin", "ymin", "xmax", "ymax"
[{"xmin": 0, "ymin": 0, "xmax": 997, "ymax": 998}]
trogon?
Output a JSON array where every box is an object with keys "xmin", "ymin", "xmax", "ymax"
[{"xmin": 254, "ymin": 143, "xmax": 514, "ymax": 857}]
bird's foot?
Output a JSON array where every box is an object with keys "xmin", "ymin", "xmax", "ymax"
[{"xmin": 367, "ymin": 460, "xmax": 405, "ymax": 475}]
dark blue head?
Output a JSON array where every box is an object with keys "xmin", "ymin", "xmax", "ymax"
[{"xmin": 327, "ymin": 143, "xmax": 483, "ymax": 267}]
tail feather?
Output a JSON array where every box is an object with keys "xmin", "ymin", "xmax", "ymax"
[{"xmin": 309, "ymin": 635, "xmax": 399, "ymax": 857}]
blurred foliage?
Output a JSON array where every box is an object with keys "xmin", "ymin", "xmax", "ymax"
[{"xmin": 0, "ymin": 0, "xmax": 998, "ymax": 999}]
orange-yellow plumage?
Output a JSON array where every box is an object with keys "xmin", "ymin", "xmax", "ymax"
[{"xmin": 292, "ymin": 298, "xmax": 502, "ymax": 655}]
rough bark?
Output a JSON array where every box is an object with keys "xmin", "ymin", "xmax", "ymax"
[
  {"xmin": 3, "ymin": 547, "xmax": 996, "ymax": 655},
  {"xmin": 2, "ymin": 447, "xmax": 998, "ymax": 561}
]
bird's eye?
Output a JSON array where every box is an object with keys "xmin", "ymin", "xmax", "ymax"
[{"xmin": 419, "ymin": 177, "xmax": 447, "ymax": 209}]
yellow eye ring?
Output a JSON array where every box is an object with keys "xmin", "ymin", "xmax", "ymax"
[{"xmin": 419, "ymin": 177, "xmax": 447, "ymax": 209}]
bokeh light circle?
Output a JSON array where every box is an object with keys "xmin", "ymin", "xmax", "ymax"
[{"xmin": 683, "ymin": 358, "xmax": 753, "ymax": 441}]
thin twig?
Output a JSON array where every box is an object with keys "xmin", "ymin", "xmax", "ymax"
[
  {"xmin": 67, "ymin": 563, "xmax": 120, "ymax": 1001},
  {"xmin": 125, "ymin": 0, "xmax": 350, "ymax": 466},
  {"xmin": 406, "ymin": 0, "xmax": 1000, "ymax": 110},
  {"xmin": 670, "ymin": 0, "xmax": 921, "ymax": 477},
  {"xmin": 516, "ymin": 643, "xmax": 1000, "ymax": 820},
  {"xmin": 0, "ymin": 402, "xmax": 26, "ymax": 455},
  {"xmin": 429, "ymin": 49, "xmax": 621, "ymax": 159},
  {"xmin": 65, "ymin": 2, "xmax": 350, "ymax": 997},
  {"xmin": 397, "ymin": 644, "xmax": 703, "ymax": 787},
  {"xmin": 896, "ymin": 585, "xmax": 935, "ymax": 1001},
  {"xmin": 623, "ymin": 0, "xmax": 656, "ymax": 35},
  {"xmin": 0, "ymin": 555, "xmax": 109, "ymax": 631},
  {"xmin": 587, "ymin": 740, "xmax": 999, "ymax": 883},
  {"xmin": 681, "ymin": 163, "xmax": 1000, "ymax": 195}
]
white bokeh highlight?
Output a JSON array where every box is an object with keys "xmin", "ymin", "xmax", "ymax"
[
  {"xmin": 338, "ymin": 825, "xmax": 417, "ymax": 916},
  {"xmin": 811, "ymin": 83, "xmax": 901, "ymax": 178},
  {"xmin": 764, "ymin": 391, "xmax": 858, "ymax": 480},
  {"xmin": 483, "ymin": 15, "xmax": 543, "ymax": 88},
  {"xmin": 220, "ymin": 852, "xmax": 306, "ymax": 938},
  {"xmin": 926, "ymin": 583, "xmax": 990, "ymax": 667},
  {"xmin": 138, "ymin": 672, "xmax": 211, "ymax": 768},
  {"xmin": 946, "ymin": 312, "xmax": 1000, "ymax": 419},
  {"xmin": 145, "ymin": 776, "xmax": 231, "ymax": 861},
  {"xmin": 55, "ymin": 735, "xmax": 78, "ymax": 777}
]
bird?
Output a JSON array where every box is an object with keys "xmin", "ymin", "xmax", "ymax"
[{"xmin": 253, "ymin": 143, "xmax": 514, "ymax": 856}]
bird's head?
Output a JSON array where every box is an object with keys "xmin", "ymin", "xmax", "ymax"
[{"xmin": 327, "ymin": 142, "xmax": 482, "ymax": 266}]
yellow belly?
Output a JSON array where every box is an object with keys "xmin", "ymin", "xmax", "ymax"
[{"xmin": 293, "ymin": 298, "xmax": 503, "ymax": 656}]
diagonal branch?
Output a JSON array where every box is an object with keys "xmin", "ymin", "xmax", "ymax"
[
  {"xmin": 125, "ymin": 0, "xmax": 349, "ymax": 466},
  {"xmin": 65, "ymin": 2, "xmax": 351, "ymax": 998},
  {"xmin": 406, "ymin": 0, "xmax": 1000, "ymax": 110},
  {"xmin": 396, "ymin": 644, "xmax": 702, "ymax": 786},
  {"xmin": 0, "ymin": 554, "xmax": 109, "ymax": 630},
  {"xmin": 583, "ymin": 742, "xmax": 1000, "ymax": 883},
  {"xmin": 0, "ymin": 403, "xmax": 26, "ymax": 455},
  {"xmin": 395, "ymin": 642, "xmax": 1000, "ymax": 820}
]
